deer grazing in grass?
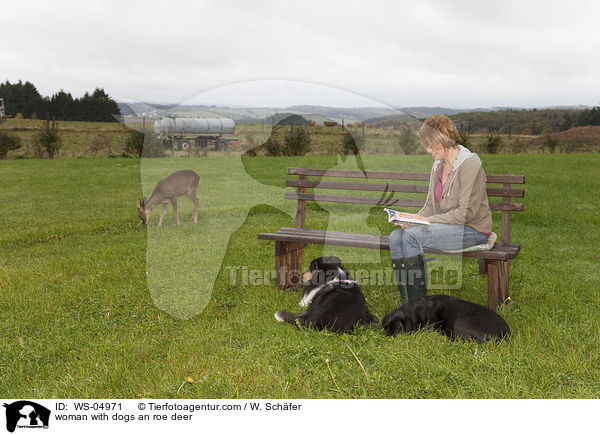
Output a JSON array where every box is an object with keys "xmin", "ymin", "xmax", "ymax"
[{"xmin": 136, "ymin": 169, "xmax": 200, "ymax": 227}]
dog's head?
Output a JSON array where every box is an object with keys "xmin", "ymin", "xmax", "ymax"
[
  {"xmin": 381, "ymin": 305, "xmax": 419, "ymax": 336},
  {"xmin": 302, "ymin": 256, "xmax": 350, "ymax": 288}
]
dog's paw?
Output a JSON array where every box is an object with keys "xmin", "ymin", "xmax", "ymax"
[{"xmin": 274, "ymin": 311, "xmax": 285, "ymax": 323}]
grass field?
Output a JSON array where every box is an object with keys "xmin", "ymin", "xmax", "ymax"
[{"xmin": 1, "ymin": 153, "xmax": 600, "ymax": 398}]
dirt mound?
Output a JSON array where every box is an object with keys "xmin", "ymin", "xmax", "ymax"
[{"xmin": 531, "ymin": 125, "xmax": 600, "ymax": 151}]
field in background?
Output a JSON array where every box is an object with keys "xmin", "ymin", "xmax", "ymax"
[
  {"xmin": 1, "ymin": 119, "xmax": 130, "ymax": 157},
  {"xmin": 1, "ymin": 154, "xmax": 600, "ymax": 398},
  {"xmin": 4, "ymin": 118, "xmax": 597, "ymax": 159}
]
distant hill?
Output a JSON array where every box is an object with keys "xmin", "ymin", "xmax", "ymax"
[
  {"xmin": 116, "ymin": 101, "xmax": 595, "ymax": 131},
  {"xmin": 394, "ymin": 107, "xmax": 486, "ymax": 118},
  {"xmin": 285, "ymin": 105, "xmax": 398, "ymax": 122},
  {"xmin": 117, "ymin": 102, "xmax": 136, "ymax": 116},
  {"xmin": 116, "ymin": 102, "xmax": 401, "ymax": 123}
]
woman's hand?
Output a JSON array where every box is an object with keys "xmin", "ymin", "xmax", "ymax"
[
  {"xmin": 394, "ymin": 213, "xmax": 429, "ymax": 229},
  {"xmin": 399, "ymin": 212, "xmax": 429, "ymax": 222}
]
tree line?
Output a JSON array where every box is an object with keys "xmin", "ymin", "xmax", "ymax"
[
  {"xmin": 450, "ymin": 107, "xmax": 600, "ymax": 135},
  {"xmin": 365, "ymin": 107, "xmax": 600, "ymax": 136},
  {"xmin": 0, "ymin": 80, "xmax": 121, "ymax": 122}
]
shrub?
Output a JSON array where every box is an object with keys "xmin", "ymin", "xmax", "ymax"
[
  {"xmin": 283, "ymin": 126, "xmax": 311, "ymax": 156},
  {"xmin": 544, "ymin": 135, "xmax": 560, "ymax": 153},
  {"xmin": 140, "ymin": 131, "xmax": 166, "ymax": 158},
  {"xmin": 398, "ymin": 126, "xmax": 421, "ymax": 155},
  {"xmin": 264, "ymin": 134, "xmax": 284, "ymax": 156},
  {"xmin": 0, "ymin": 131, "xmax": 21, "ymax": 159},
  {"xmin": 244, "ymin": 131, "xmax": 256, "ymax": 149},
  {"xmin": 459, "ymin": 133, "xmax": 472, "ymax": 150},
  {"xmin": 342, "ymin": 130, "xmax": 365, "ymax": 155},
  {"xmin": 33, "ymin": 119, "xmax": 62, "ymax": 158},
  {"xmin": 484, "ymin": 131, "xmax": 502, "ymax": 154},
  {"xmin": 125, "ymin": 130, "xmax": 144, "ymax": 157},
  {"xmin": 89, "ymin": 133, "xmax": 111, "ymax": 157},
  {"xmin": 242, "ymin": 131, "xmax": 280, "ymax": 157},
  {"xmin": 510, "ymin": 137, "xmax": 525, "ymax": 153}
]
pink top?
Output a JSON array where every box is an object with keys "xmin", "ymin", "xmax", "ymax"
[{"xmin": 434, "ymin": 167, "xmax": 444, "ymax": 206}]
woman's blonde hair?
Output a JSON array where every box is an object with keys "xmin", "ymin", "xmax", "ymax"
[{"xmin": 417, "ymin": 115, "xmax": 461, "ymax": 150}]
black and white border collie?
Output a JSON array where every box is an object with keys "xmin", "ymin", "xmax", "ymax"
[
  {"xmin": 274, "ymin": 256, "xmax": 377, "ymax": 333},
  {"xmin": 382, "ymin": 295, "xmax": 510, "ymax": 343}
]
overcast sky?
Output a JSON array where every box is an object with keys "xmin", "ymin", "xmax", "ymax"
[{"xmin": 2, "ymin": 0, "xmax": 599, "ymax": 108}]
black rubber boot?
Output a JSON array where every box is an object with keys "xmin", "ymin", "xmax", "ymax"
[{"xmin": 392, "ymin": 254, "xmax": 427, "ymax": 304}]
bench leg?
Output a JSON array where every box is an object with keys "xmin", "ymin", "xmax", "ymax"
[
  {"xmin": 479, "ymin": 259, "xmax": 487, "ymax": 275},
  {"xmin": 498, "ymin": 260, "xmax": 509, "ymax": 303},
  {"xmin": 486, "ymin": 260, "xmax": 510, "ymax": 310},
  {"xmin": 274, "ymin": 241, "xmax": 303, "ymax": 290}
]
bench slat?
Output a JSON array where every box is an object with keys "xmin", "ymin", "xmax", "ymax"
[
  {"xmin": 287, "ymin": 179, "xmax": 428, "ymax": 193},
  {"xmin": 284, "ymin": 192, "xmax": 524, "ymax": 211},
  {"xmin": 286, "ymin": 179, "xmax": 524, "ymax": 198},
  {"xmin": 258, "ymin": 228, "xmax": 520, "ymax": 260},
  {"xmin": 285, "ymin": 192, "xmax": 424, "ymax": 207},
  {"xmin": 287, "ymin": 167, "xmax": 525, "ymax": 184},
  {"xmin": 288, "ymin": 167, "xmax": 430, "ymax": 181},
  {"xmin": 277, "ymin": 227, "xmax": 389, "ymax": 242},
  {"xmin": 277, "ymin": 228, "xmax": 521, "ymax": 253}
]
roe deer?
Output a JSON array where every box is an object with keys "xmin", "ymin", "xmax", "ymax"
[{"xmin": 136, "ymin": 169, "xmax": 200, "ymax": 227}]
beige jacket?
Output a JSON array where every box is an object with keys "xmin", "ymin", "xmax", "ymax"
[{"xmin": 418, "ymin": 145, "xmax": 492, "ymax": 233}]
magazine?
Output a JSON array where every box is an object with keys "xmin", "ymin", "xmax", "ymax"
[{"xmin": 383, "ymin": 208, "xmax": 431, "ymax": 225}]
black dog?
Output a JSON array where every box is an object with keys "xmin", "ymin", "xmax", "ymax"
[
  {"xmin": 275, "ymin": 256, "xmax": 377, "ymax": 333},
  {"xmin": 382, "ymin": 295, "xmax": 510, "ymax": 343}
]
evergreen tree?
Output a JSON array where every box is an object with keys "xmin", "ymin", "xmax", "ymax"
[
  {"xmin": 0, "ymin": 80, "xmax": 44, "ymax": 118},
  {"xmin": 576, "ymin": 106, "xmax": 600, "ymax": 126},
  {"xmin": 0, "ymin": 80, "xmax": 121, "ymax": 121},
  {"xmin": 50, "ymin": 90, "xmax": 75, "ymax": 120},
  {"xmin": 560, "ymin": 112, "xmax": 572, "ymax": 131}
]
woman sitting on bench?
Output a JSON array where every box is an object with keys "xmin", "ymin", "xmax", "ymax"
[{"xmin": 389, "ymin": 115, "xmax": 492, "ymax": 304}]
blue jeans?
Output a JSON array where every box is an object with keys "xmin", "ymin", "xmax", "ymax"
[{"xmin": 389, "ymin": 223, "xmax": 489, "ymax": 259}]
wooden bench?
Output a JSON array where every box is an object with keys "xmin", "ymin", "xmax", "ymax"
[{"xmin": 258, "ymin": 167, "xmax": 525, "ymax": 310}]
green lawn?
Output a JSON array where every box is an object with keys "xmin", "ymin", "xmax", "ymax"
[{"xmin": 1, "ymin": 153, "xmax": 599, "ymax": 398}]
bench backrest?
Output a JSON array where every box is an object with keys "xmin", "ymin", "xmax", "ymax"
[{"xmin": 285, "ymin": 167, "xmax": 525, "ymax": 244}]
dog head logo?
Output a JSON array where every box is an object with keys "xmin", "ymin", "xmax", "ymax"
[{"xmin": 3, "ymin": 401, "xmax": 50, "ymax": 433}]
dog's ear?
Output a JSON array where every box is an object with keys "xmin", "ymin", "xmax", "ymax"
[
  {"xmin": 387, "ymin": 318, "xmax": 405, "ymax": 336},
  {"xmin": 330, "ymin": 256, "xmax": 343, "ymax": 266},
  {"xmin": 310, "ymin": 258, "xmax": 321, "ymax": 271},
  {"xmin": 382, "ymin": 311, "xmax": 401, "ymax": 336},
  {"xmin": 321, "ymin": 256, "xmax": 342, "ymax": 268},
  {"xmin": 403, "ymin": 309, "xmax": 421, "ymax": 332}
]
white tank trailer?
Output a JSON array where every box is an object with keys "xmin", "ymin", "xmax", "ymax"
[{"xmin": 153, "ymin": 117, "xmax": 237, "ymax": 151}]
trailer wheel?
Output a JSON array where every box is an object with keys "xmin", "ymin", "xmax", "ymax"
[
  {"xmin": 196, "ymin": 138, "xmax": 208, "ymax": 149},
  {"xmin": 179, "ymin": 141, "xmax": 190, "ymax": 151}
]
